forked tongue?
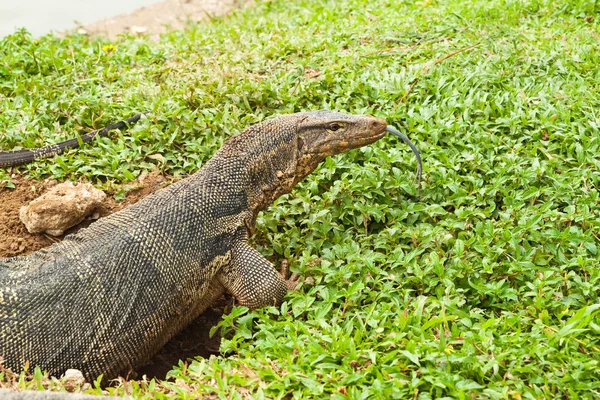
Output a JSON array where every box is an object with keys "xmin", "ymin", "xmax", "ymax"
[{"xmin": 385, "ymin": 126, "xmax": 423, "ymax": 200}]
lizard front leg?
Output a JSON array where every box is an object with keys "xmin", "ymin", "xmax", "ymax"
[{"xmin": 217, "ymin": 240, "xmax": 294, "ymax": 309}]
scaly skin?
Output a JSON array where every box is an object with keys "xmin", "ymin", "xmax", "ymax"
[{"xmin": 0, "ymin": 111, "xmax": 387, "ymax": 381}]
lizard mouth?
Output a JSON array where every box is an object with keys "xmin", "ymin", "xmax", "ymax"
[
  {"xmin": 355, "ymin": 116, "xmax": 387, "ymax": 146},
  {"xmin": 352, "ymin": 129, "xmax": 386, "ymax": 147}
]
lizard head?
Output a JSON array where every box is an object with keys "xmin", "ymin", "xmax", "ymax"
[
  {"xmin": 222, "ymin": 110, "xmax": 387, "ymax": 215},
  {"xmin": 294, "ymin": 110, "xmax": 387, "ymax": 182}
]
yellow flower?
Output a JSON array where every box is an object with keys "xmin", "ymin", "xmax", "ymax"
[{"xmin": 102, "ymin": 45, "xmax": 116, "ymax": 53}]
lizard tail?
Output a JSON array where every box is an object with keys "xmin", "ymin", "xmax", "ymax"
[{"xmin": 0, "ymin": 112, "xmax": 148, "ymax": 168}]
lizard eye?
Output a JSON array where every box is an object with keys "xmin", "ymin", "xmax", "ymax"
[{"xmin": 327, "ymin": 123, "xmax": 344, "ymax": 133}]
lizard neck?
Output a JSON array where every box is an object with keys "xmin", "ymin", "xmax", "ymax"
[
  {"xmin": 198, "ymin": 152, "xmax": 297, "ymax": 238},
  {"xmin": 211, "ymin": 115, "xmax": 306, "ymax": 234},
  {"xmin": 241, "ymin": 148, "xmax": 298, "ymax": 233}
]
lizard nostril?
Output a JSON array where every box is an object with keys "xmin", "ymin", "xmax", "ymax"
[{"xmin": 369, "ymin": 117, "xmax": 387, "ymax": 133}]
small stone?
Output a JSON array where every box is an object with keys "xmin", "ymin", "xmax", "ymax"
[
  {"xmin": 62, "ymin": 368, "xmax": 85, "ymax": 392},
  {"xmin": 130, "ymin": 25, "xmax": 148, "ymax": 34},
  {"xmin": 19, "ymin": 182, "xmax": 106, "ymax": 236}
]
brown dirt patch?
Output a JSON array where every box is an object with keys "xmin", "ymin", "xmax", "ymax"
[
  {"xmin": 0, "ymin": 178, "xmax": 54, "ymax": 257},
  {"xmin": 0, "ymin": 172, "xmax": 166, "ymax": 258},
  {"xmin": 0, "ymin": 172, "xmax": 227, "ymax": 380}
]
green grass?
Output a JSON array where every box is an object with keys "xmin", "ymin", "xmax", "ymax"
[{"xmin": 2, "ymin": 0, "xmax": 600, "ymax": 398}]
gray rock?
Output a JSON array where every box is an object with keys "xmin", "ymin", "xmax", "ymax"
[
  {"xmin": 19, "ymin": 182, "xmax": 106, "ymax": 236},
  {"xmin": 61, "ymin": 369, "xmax": 85, "ymax": 392}
]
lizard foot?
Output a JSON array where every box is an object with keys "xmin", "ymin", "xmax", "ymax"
[{"xmin": 280, "ymin": 259, "xmax": 301, "ymax": 291}]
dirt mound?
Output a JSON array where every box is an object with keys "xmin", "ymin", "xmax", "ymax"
[{"xmin": 0, "ymin": 173, "xmax": 164, "ymax": 258}]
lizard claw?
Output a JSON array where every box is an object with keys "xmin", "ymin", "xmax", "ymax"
[
  {"xmin": 285, "ymin": 272, "xmax": 301, "ymax": 291},
  {"xmin": 280, "ymin": 259, "xmax": 301, "ymax": 291},
  {"xmin": 280, "ymin": 258, "xmax": 290, "ymax": 277}
]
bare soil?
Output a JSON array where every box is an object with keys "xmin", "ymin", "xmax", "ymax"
[
  {"xmin": 0, "ymin": 173, "xmax": 165, "ymax": 258},
  {"xmin": 79, "ymin": 0, "xmax": 248, "ymax": 40},
  {"xmin": 0, "ymin": 172, "xmax": 227, "ymax": 380},
  {"xmin": 0, "ymin": 178, "xmax": 55, "ymax": 258}
]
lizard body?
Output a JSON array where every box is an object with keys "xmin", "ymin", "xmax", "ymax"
[{"xmin": 0, "ymin": 111, "xmax": 387, "ymax": 380}]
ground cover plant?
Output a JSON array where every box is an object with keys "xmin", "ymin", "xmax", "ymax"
[{"xmin": 1, "ymin": 0, "xmax": 600, "ymax": 398}]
